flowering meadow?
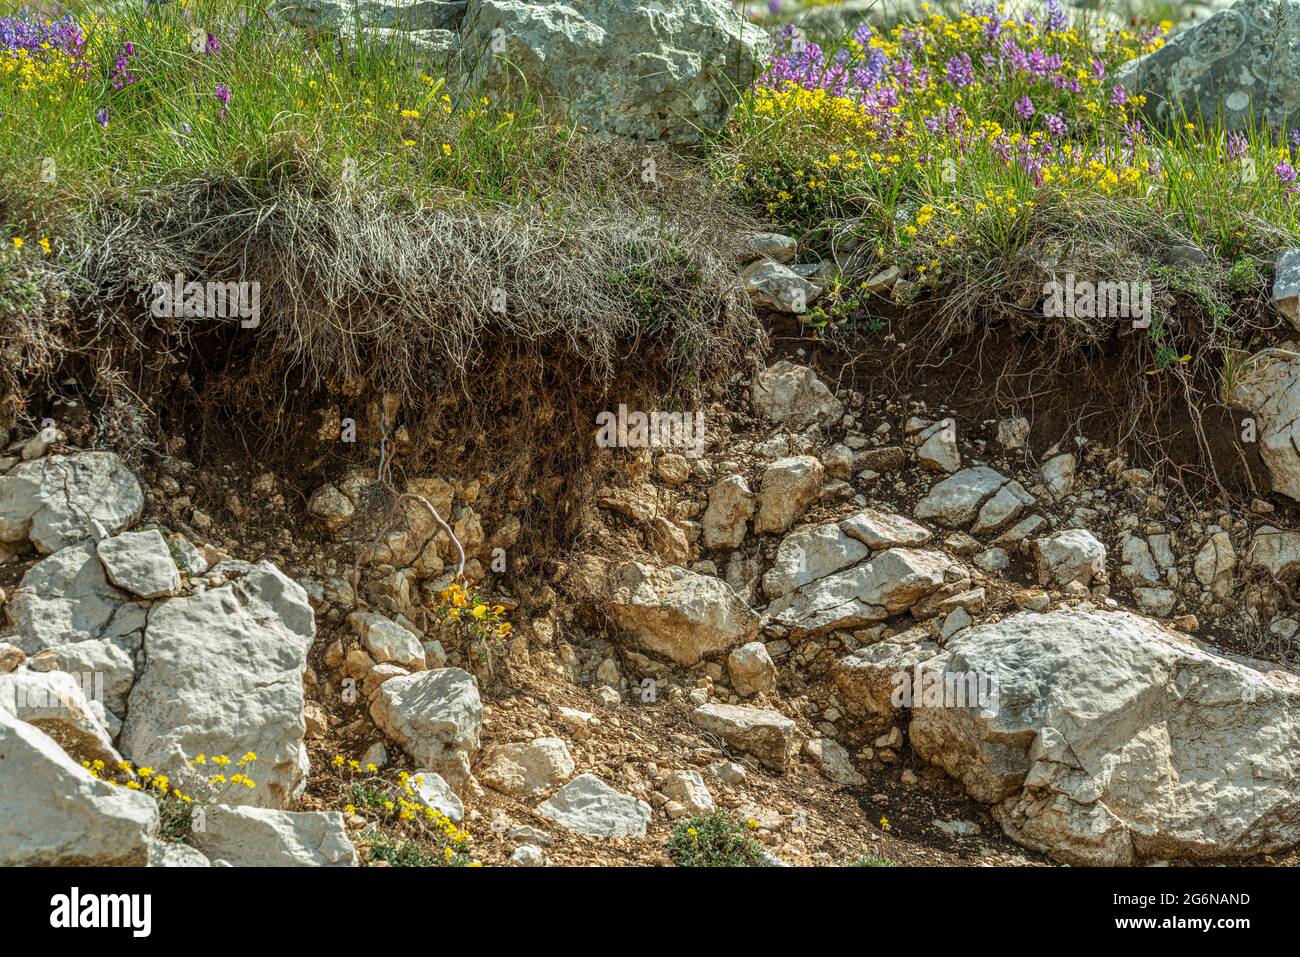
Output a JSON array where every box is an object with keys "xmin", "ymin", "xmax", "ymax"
[
  {"xmin": 722, "ymin": 0, "xmax": 1300, "ymax": 333},
  {"xmin": 0, "ymin": 0, "xmax": 573, "ymax": 221}
]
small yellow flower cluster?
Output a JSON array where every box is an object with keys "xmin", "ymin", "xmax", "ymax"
[
  {"xmin": 189, "ymin": 751, "xmax": 258, "ymax": 789},
  {"xmin": 434, "ymin": 580, "xmax": 512, "ymax": 647},
  {"xmin": 332, "ymin": 759, "xmax": 479, "ymax": 866}
]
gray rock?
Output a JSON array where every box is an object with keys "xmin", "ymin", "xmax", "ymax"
[
  {"xmin": 0, "ymin": 707, "xmax": 158, "ymax": 866},
  {"xmin": 1116, "ymin": 0, "xmax": 1300, "ymax": 137},
  {"xmin": 147, "ymin": 839, "xmax": 211, "ymax": 867},
  {"xmin": 96, "ymin": 530, "xmax": 181, "ymax": 599},
  {"xmin": 537, "ymin": 773, "xmax": 651, "ymax": 837},
  {"xmin": 6, "ymin": 541, "xmax": 145, "ymax": 655},
  {"xmin": 1272, "ymin": 248, "xmax": 1300, "ymax": 331},
  {"xmin": 370, "ymin": 667, "xmax": 482, "ymax": 794},
  {"xmin": 916, "ymin": 418, "xmax": 961, "ymax": 473},
  {"xmin": 25, "ymin": 636, "xmax": 137, "ymax": 726},
  {"xmin": 762, "ymin": 522, "xmax": 869, "ymax": 599},
  {"xmin": 1227, "ymin": 348, "xmax": 1300, "ymax": 502},
  {"xmin": 910, "ymin": 608, "xmax": 1300, "ymax": 865},
  {"xmin": 0, "ymin": 452, "xmax": 143, "ymax": 554},
  {"xmin": 661, "ymin": 768, "xmax": 715, "ymax": 813},
  {"xmin": 763, "ymin": 548, "xmax": 955, "ymax": 639},
  {"xmin": 742, "ymin": 259, "xmax": 822, "ymax": 314},
  {"xmin": 189, "ymin": 805, "xmax": 358, "ymax": 866},
  {"xmin": 0, "ymin": 670, "xmax": 120, "ymax": 767},
  {"xmin": 462, "ymin": 0, "xmax": 767, "ymax": 144},
  {"xmin": 738, "ymin": 232, "xmax": 797, "ymax": 264},
  {"xmin": 751, "ymin": 361, "xmax": 844, "ymax": 431},
  {"xmin": 121, "ymin": 562, "xmax": 315, "ymax": 809},
  {"xmin": 510, "ymin": 844, "xmax": 545, "ymax": 866},
  {"xmin": 690, "ymin": 702, "xmax": 797, "ymax": 770},
  {"xmin": 275, "ymin": 0, "xmax": 467, "ymax": 31},
  {"xmin": 840, "ymin": 507, "xmax": 932, "ymax": 549},
  {"xmin": 914, "ymin": 467, "xmax": 1009, "ymax": 527},
  {"xmin": 410, "ymin": 769, "xmax": 465, "ymax": 822},
  {"xmin": 803, "ymin": 737, "xmax": 866, "ymax": 785},
  {"xmin": 1034, "ymin": 528, "xmax": 1107, "ymax": 588}
]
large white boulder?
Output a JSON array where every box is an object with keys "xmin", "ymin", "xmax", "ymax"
[
  {"xmin": 120, "ymin": 562, "xmax": 315, "ymax": 809},
  {"xmin": 370, "ymin": 667, "xmax": 482, "ymax": 794},
  {"xmin": 0, "ymin": 708, "xmax": 158, "ymax": 866},
  {"xmin": 0, "ymin": 451, "xmax": 143, "ymax": 554},
  {"xmin": 6, "ymin": 540, "xmax": 144, "ymax": 653},
  {"xmin": 188, "ymin": 805, "xmax": 358, "ymax": 866},
  {"xmin": 909, "ymin": 609, "xmax": 1300, "ymax": 865}
]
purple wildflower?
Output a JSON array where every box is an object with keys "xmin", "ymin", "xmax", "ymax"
[
  {"xmin": 1277, "ymin": 161, "xmax": 1298, "ymax": 185},
  {"xmin": 1015, "ymin": 95, "xmax": 1035, "ymax": 120},
  {"xmin": 95, "ymin": 107, "xmax": 109, "ymax": 128},
  {"xmin": 1043, "ymin": 113, "xmax": 1066, "ymax": 138},
  {"xmin": 1225, "ymin": 131, "xmax": 1248, "ymax": 162},
  {"xmin": 945, "ymin": 52, "xmax": 975, "ymax": 88}
]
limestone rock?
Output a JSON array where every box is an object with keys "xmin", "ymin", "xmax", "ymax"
[
  {"xmin": 1034, "ymin": 529, "xmax": 1107, "ymax": 588},
  {"xmin": 349, "ymin": 611, "xmax": 426, "ymax": 671},
  {"xmin": 189, "ymin": 805, "xmax": 358, "ymax": 867},
  {"xmin": 6, "ymin": 540, "xmax": 143, "ymax": 653},
  {"xmin": 0, "ymin": 451, "xmax": 143, "ymax": 554},
  {"xmin": 763, "ymin": 548, "xmax": 955, "ymax": 639},
  {"xmin": 606, "ymin": 561, "xmax": 758, "ymax": 665},
  {"xmin": 370, "ymin": 667, "xmax": 482, "ymax": 794},
  {"xmin": 690, "ymin": 703, "xmax": 797, "ymax": 770},
  {"xmin": 754, "ymin": 455, "xmax": 824, "ymax": 535},
  {"xmin": 910, "ymin": 608, "xmax": 1300, "ymax": 865},
  {"xmin": 701, "ymin": 474, "xmax": 755, "ymax": 549},
  {"xmin": 537, "ymin": 773, "xmax": 651, "ymax": 838},
  {"xmin": 661, "ymin": 768, "xmax": 714, "ymax": 814},
  {"xmin": 914, "ymin": 467, "xmax": 1010, "ymax": 528},
  {"xmin": 96, "ymin": 530, "xmax": 181, "ymax": 599},
  {"xmin": 120, "ymin": 562, "xmax": 315, "ymax": 809},
  {"xmin": 480, "ymin": 737, "xmax": 575, "ymax": 799},
  {"xmin": 742, "ymin": 259, "xmax": 821, "ymax": 313},
  {"xmin": 727, "ymin": 641, "xmax": 776, "ymax": 697},
  {"xmin": 1227, "ymin": 348, "xmax": 1300, "ymax": 502},
  {"xmin": 0, "ymin": 708, "xmax": 158, "ymax": 866},
  {"xmin": 751, "ymin": 361, "xmax": 844, "ymax": 431}
]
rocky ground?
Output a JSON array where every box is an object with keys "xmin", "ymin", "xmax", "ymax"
[
  {"xmin": 4, "ymin": 0, "xmax": 1300, "ymax": 869},
  {"xmin": 4, "ymin": 225, "xmax": 1300, "ymax": 865}
]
